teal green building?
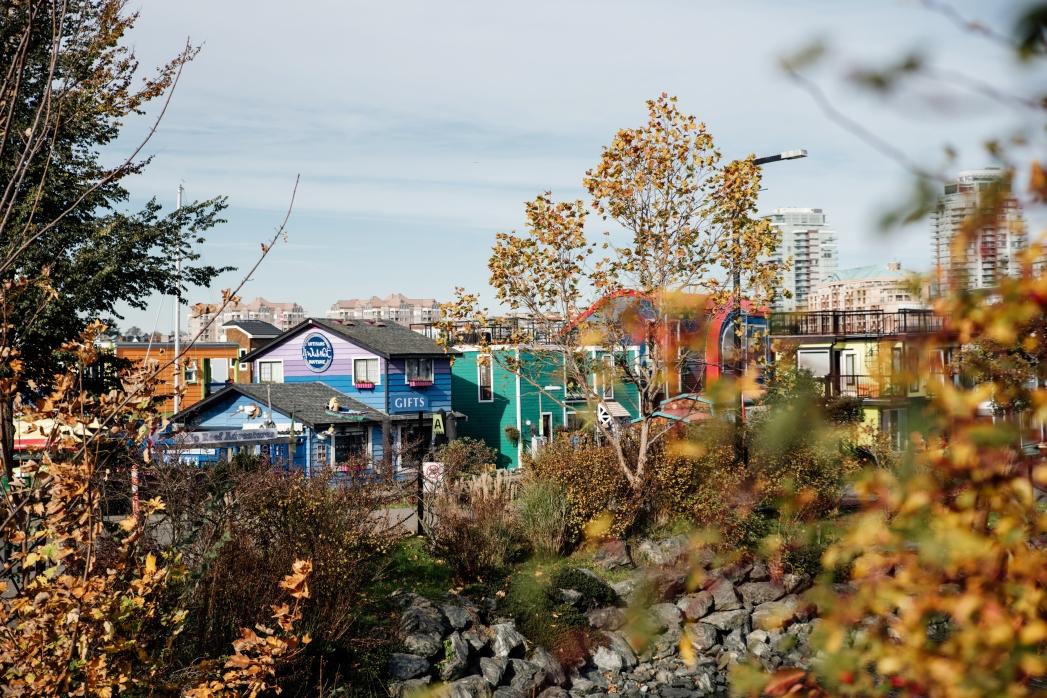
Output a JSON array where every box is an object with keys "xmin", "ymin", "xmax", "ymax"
[{"xmin": 450, "ymin": 347, "xmax": 641, "ymax": 469}]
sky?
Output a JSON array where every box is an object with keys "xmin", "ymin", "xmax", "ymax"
[{"xmin": 112, "ymin": 0, "xmax": 1038, "ymax": 333}]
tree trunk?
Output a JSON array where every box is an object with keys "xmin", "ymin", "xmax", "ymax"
[{"xmin": 0, "ymin": 393, "xmax": 14, "ymax": 482}]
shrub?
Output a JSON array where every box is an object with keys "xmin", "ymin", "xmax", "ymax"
[
  {"xmin": 516, "ymin": 477, "xmax": 570, "ymax": 557},
  {"xmin": 426, "ymin": 471, "xmax": 526, "ymax": 581},
  {"xmin": 433, "ymin": 436, "xmax": 499, "ymax": 476},
  {"xmin": 527, "ymin": 435, "xmax": 634, "ymax": 539},
  {"xmin": 500, "ymin": 563, "xmax": 591, "ymax": 663},
  {"xmin": 547, "ymin": 568, "xmax": 617, "ymax": 609}
]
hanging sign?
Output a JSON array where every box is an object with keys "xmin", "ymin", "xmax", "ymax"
[
  {"xmin": 302, "ymin": 333, "xmax": 334, "ymax": 372},
  {"xmin": 432, "ymin": 412, "xmax": 445, "ymax": 435}
]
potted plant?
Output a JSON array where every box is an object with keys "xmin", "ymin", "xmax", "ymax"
[
  {"xmin": 408, "ymin": 378, "xmax": 433, "ymax": 388},
  {"xmin": 354, "ymin": 380, "xmax": 375, "ymax": 389},
  {"xmin": 504, "ymin": 425, "xmax": 520, "ymax": 444}
]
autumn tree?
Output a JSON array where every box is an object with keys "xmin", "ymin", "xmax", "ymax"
[
  {"xmin": 442, "ymin": 94, "xmax": 784, "ymax": 496},
  {"xmin": 0, "ymin": 0, "xmax": 229, "ymax": 477}
]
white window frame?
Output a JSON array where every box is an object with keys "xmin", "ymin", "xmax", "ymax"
[
  {"xmin": 257, "ymin": 359, "xmax": 284, "ymax": 383},
  {"xmin": 405, "ymin": 358, "xmax": 434, "ymax": 383},
  {"xmin": 477, "ymin": 355, "xmax": 493, "ymax": 402},
  {"xmin": 844, "ymin": 353, "xmax": 856, "ymax": 388},
  {"xmin": 184, "ymin": 359, "xmax": 199, "ymax": 384},
  {"xmin": 353, "ymin": 357, "xmax": 381, "ymax": 385}
]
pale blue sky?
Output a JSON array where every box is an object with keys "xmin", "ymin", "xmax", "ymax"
[{"xmin": 113, "ymin": 0, "xmax": 1036, "ymax": 332}]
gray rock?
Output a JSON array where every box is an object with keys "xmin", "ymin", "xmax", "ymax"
[
  {"xmin": 587, "ymin": 606, "xmax": 626, "ymax": 630},
  {"xmin": 593, "ymin": 645, "xmax": 626, "ymax": 672},
  {"xmin": 539, "ymin": 688, "xmax": 571, "ymax": 698},
  {"xmin": 748, "ymin": 560, "xmax": 770, "ymax": 581},
  {"xmin": 400, "ymin": 597, "xmax": 448, "ymax": 658},
  {"xmin": 493, "ymin": 688, "xmax": 526, "ymax": 698},
  {"xmin": 695, "ymin": 673, "xmax": 714, "ymax": 693},
  {"xmin": 648, "ymin": 602, "xmax": 683, "ymax": 630},
  {"xmin": 748, "ymin": 629, "xmax": 769, "ymax": 644},
  {"xmin": 723, "ymin": 627, "xmax": 746, "ymax": 653},
  {"xmin": 530, "ymin": 646, "xmax": 566, "ymax": 686},
  {"xmin": 593, "ymin": 539, "xmax": 633, "ymax": 569},
  {"xmin": 481, "ymin": 656, "xmax": 509, "ymax": 687},
  {"xmin": 560, "ymin": 588, "xmax": 583, "ymax": 606},
  {"xmin": 604, "ymin": 632, "xmax": 638, "ymax": 669},
  {"xmin": 569, "ymin": 677, "xmax": 599, "ymax": 694},
  {"xmin": 441, "ymin": 602, "xmax": 474, "ymax": 631},
  {"xmin": 676, "ymin": 592, "xmax": 713, "ymax": 621},
  {"xmin": 752, "ymin": 595, "xmax": 805, "ymax": 631},
  {"xmin": 701, "ymin": 609, "xmax": 748, "ymax": 632},
  {"xmin": 782, "ymin": 573, "xmax": 809, "ymax": 594},
  {"xmin": 388, "ymin": 653, "xmax": 430, "ymax": 681},
  {"xmin": 648, "ymin": 568, "xmax": 688, "ymax": 601},
  {"xmin": 611, "ymin": 578, "xmax": 637, "ymax": 603},
  {"xmin": 659, "ymin": 688, "xmax": 693, "ymax": 698},
  {"xmin": 450, "ymin": 675, "xmax": 494, "ymax": 698},
  {"xmin": 737, "ymin": 581, "xmax": 785, "ymax": 607},
  {"xmin": 633, "ymin": 535, "xmax": 689, "ymax": 567},
  {"xmin": 491, "ymin": 622, "xmax": 526, "ymax": 658},
  {"xmin": 651, "ymin": 626, "xmax": 682, "ymax": 660},
  {"xmin": 463, "ymin": 628, "xmax": 488, "ymax": 652},
  {"xmin": 683, "ymin": 622, "xmax": 718, "ymax": 652},
  {"xmin": 389, "ymin": 676, "xmax": 431, "ymax": 698},
  {"xmin": 440, "ymin": 631, "xmax": 471, "ymax": 681},
  {"xmin": 508, "ymin": 658, "xmax": 547, "ymax": 693},
  {"xmin": 708, "ymin": 577, "xmax": 740, "ymax": 611}
]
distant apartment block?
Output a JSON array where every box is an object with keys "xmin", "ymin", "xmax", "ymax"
[
  {"xmin": 767, "ymin": 207, "xmax": 839, "ymax": 311},
  {"xmin": 932, "ymin": 168, "xmax": 1026, "ymax": 295},
  {"xmin": 189, "ymin": 297, "xmax": 306, "ymax": 343},
  {"xmin": 326, "ymin": 293, "xmax": 441, "ymax": 325},
  {"xmin": 811, "ymin": 262, "xmax": 927, "ymax": 313}
]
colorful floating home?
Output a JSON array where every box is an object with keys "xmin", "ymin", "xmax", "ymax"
[{"xmin": 167, "ymin": 318, "xmax": 460, "ymax": 472}]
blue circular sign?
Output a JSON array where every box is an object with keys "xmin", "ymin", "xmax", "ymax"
[{"xmin": 302, "ymin": 333, "xmax": 333, "ymax": 372}]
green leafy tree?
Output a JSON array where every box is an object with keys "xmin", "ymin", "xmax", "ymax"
[{"xmin": 0, "ymin": 0, "xmax": 230, "ymax": 476}]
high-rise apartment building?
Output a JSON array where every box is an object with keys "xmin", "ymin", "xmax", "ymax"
[
  {"xmin": 932, "ymin": 168, "xmax": 1026, "ymax": 294},
  {"xmin": 188, "ymin": 297, "xmax": 306, "ymax": 342},
  {"xmin": 326, "ymin": 293, "xmax": 441, "ymax": 325},
  {"xmin": 811, "ymin": 262, "xmax": 927, "ymax": 312},
  {"xmin": 767, "ymin": 207, "xmax": 839, "ymax": 311}
]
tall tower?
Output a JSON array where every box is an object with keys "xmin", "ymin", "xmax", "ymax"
[
  {"xmin": 768, "ymin": 207, "xmax": 839, "ymax": 311},
  {"xmin": 932, "ymin": 168, "xmax": 1026, "ymax": 295}
]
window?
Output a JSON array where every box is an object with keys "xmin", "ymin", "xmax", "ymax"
[
  {"xmin": 477, "ymin": 355, "xmax": 493, "ymax": 402},
  {"xmin": 210, "ymin": 358, "xmax": 230, "ymax": 383},
  {"xmin": 257, "ymin": 361, "xmax": 283, "ymax": 383},
  {"xmin": 406, "ymin": 358, "xmax": 434, "ymax": 383},
  {"xmin": 541, "ymin": 413, "xmax": 553, "ymax": 438},
  {"xmin": 184, "ymin": 360, "xmax": 199, "ymax": 384},
  {"xmin": 844, "ymin": 353, "xmax": 856, "ymax": 388},
  {"xmin": 565, "ymin": 411, "xmax": 582, "ymax": 431},
  {"xmin": 597, "ymin": 354, "xmax": 614, "ymax": 399},
  {"xmin": 354, "ymin": 358, "xmax": 380, "ymax": 384}
]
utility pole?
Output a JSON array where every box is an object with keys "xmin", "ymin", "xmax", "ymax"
[{"xmin": 173, "ymin": 184, "xmax": 183, "ymax": 414}]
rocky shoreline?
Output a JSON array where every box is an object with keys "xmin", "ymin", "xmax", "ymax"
[{"xmin": 388, "ymin": 537, "xmax": 817, "ymax": 697}]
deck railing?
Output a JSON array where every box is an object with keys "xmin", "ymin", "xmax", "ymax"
[
  {"xmin": 770, "ymin": 309, "xmax": 944, "ymax": 338},
  {"xmin": 410, "ymin": 319, "xmax": 568, "ymax": 345}
]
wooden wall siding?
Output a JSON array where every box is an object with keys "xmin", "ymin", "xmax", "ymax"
[
  {"xmin": 386, "ymin": 358, "xmax": 453, "ymax": 414},
  {"xmin": 450, "ymin": 350, "xmax": 518, "ymax": 468},
  {"xmin": 117, "ymin": 345, "xmax": 241, "ymax": 413}
]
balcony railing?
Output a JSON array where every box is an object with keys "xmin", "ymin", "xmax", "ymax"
[
  {"xmin": 770, "ymin": 309, "xmax": 944, "ymax": 338},
  {"xmin": 826, "ymin": 375, "xmax": 907, "ymax": 399},
  {"xmin": 410, "ymin": 319, "xmax": 568, "ymax": 345}
]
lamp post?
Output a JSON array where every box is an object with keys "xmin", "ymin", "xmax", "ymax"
[{"xmin": 731, "ymin": 149, "xmax": 807, "ymax": 463}]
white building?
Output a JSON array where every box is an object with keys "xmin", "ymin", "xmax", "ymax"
[
  {"xmin": 932, "ymin": 168, "xmax": 1026, "ymax": 295},
  {"xmin": 767, "ymin": 207, "xmax": 839, "ymax": 311},
  {"xmin": 326, "ymin": 293, "xmax": 441, "ymax": 325},
  {"xmin": 811, "ymin": 262, "xmax": 927, "ymax": 312},
  {"xmin": 188, "ymin": 297, "xmax": 306, "ymax": 343}
]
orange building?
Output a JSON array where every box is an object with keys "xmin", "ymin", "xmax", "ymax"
[{"xmin": 115, "ymin": 341, "xmax": 242, "ymax": 413}]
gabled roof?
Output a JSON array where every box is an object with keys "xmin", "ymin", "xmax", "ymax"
[
  {"xmin": 240, "ymin": 317, "xmax": 458, "ymax": 362},
  {"xmin": 172, "ymin": 382, "xmax": 386, "ymax": 428},
  {"xmin": 221, "ymin": 319, "xmax": 281, "ymax": 338}
]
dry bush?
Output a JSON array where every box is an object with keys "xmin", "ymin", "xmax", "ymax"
[
  {"xmin": 516, "ymin": 476, "xmax": 570, "ymax": 557},
  {"xmin": 426, "ymin": 470, "xmax": 525, "ymax": 581}
]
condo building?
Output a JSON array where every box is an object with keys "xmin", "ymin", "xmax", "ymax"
[{"xmin": 767, "ymin": 207, "xmax": 839, "ymax": 311}]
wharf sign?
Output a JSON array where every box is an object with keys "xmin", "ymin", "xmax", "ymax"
[{"xmin": 302, "ymin": 333, "xmax": 334, "ymax": 372}]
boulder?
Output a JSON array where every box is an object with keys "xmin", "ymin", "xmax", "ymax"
[
  {"xmin": 748, "ymin": 560, "xmax": 770, "ymax": 581},
  {"xmin": 507, "ymin": 658, "xmax": 547, "ymax": 694},
  {"xmin": 441, "ymin": 601, "xmax": 475, "ymax": 631},
  {"xmin": 707, "ymin": 578, "xmax": 740, "ymax": 611},
  {"xmin": 611, "ymin": 578, "xmax": 638, "ymax": 603},
  {"xmin": 701, "ymin": 609, "xmax": 748, "ymax": 632},
  {"xmin": 633, "ymin": 535, "xmax": 689, "ymax": 567},
  {"xmin": 603, "ymin": 632, "xmax": 638, "ymax": 669},
  {"xmin": 587, "ymin": 606, "xmax": 626, "ymax": 631},
  {"xmin": 480, "ymin": 656, "xmax": 508, "ymax": 687},
  {"xmin": 462, "ymin": 628, "xmax": 488, "ymax": 652},
  {"xmin": 683, "ymin": 622, "xmax": 718, "ymax": 652},
  {"xmin": 723, "ymin": 627, "xmax": 746, "ymax": 653},
  {"xmin": 389, "ymin": 676, "xmax": 431, "ymax": 698},
  {"xmin": 400, "ymin": 597, "xmax": 448, "ymax": 658},
  {"xmin": 493, "ymin": 688, "xmax": 526, "ymax": 698},
  {"xmin": 782, "ymin": 573, "xmax": 810, "ymax": 594},
  {"xmin": 648, "ymin": 603, "xmax": 683, "ymax": 630},
  {"xmin": 538, "ymin": 688, "xmax": 570, "ymax": 698},
  {"xmin": 751, "ymin": 595, "xmax": 806, "ymax": 631},
  {"xmin": 648, "ymin": 568, "xmax": 688, "ymax": 601},
  {"xmin": 737, "ymin": 581, "xmax": 785, "ymax": 607},
  {"xmin": 388, "ymin": 653, "xmax": 430, "ymax": 681},
  {"xmin": 491, "ymin": 622, "xmax": 526, "ymax": 658},
  {"xmin": 593, "ymin": 539, "xmax": 633, "ymax": 570},
  {"xmin": 450, "ymin": 675, "xmax": 494, "ymax": 698},
  {"xmin": 593, "ymin": 645, "xmax": 626, "ymax": 673},
  {"xmin": 559, "ymin": 588, "xmax": 583, "ymax": 606},
  {"xmin": 440, "ymin": 631, "xmax": 471, "ymax": 681},
  {"xmin": 676, "ymin": 592, "xmax": 713, "ymax": 621},
  {"xmin": 530, "ymin": 646, "xmax": 566, "ymax": 686}
]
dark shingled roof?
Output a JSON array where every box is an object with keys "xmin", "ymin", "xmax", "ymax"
[
  {"xmin": 240, "ymin": 317, "xmax": 458, "ymax": 362},
  {"xmin": 222, "ymin": 319, "xmax": 282, "ymax": 337},
  {"xmin": 174, "ymin": 382, "xmax": 386, "ymax": 428}
]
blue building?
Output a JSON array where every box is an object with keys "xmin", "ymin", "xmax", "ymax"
[{"xmin": 168, "ymin": 318, "xmax": 460, "ymax": 474}]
